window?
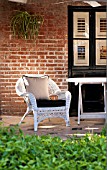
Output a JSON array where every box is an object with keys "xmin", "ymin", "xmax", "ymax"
[
  {"xmin": 78, "ymin": 46, "xmax": 85, "ymax": 59},
  {"xmin": 73, "ymin": 12, "xmax": 89, "ymax": 66},
  {"xmin": 68, "ymin": 6, "xmax": 106, "ymax": 70},
  {"xmin": 77, "ymin": 18, "xmax": 85, "ymax": 32},
  {"xmin": 96, "ymin": 40, "xmax": 106, "ymax": 65},
  {"xmin": 100, "ymin": 18, "xmax": 106, "ymax": 32},
  {"xmin": 68, "ymin": 6, "xmax": 106, "ymax": 116},
  {"xmin": 96, "ymin": 12, "xmax": 107, "ymax": 37},
  {"xmin": 74, "ymin": 40, "xmax": 89, "ymax": 66},
  {"xmin": 96, "ymin": 12, "xmax": 107, "ymax": 65},
  {"xmin": 73, "ymin": 12, "xmax": 89, "ymax": 38}
]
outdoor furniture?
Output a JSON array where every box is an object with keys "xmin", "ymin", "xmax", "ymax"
[
  {"xmin": 16, "ymin": 74, "xmax": 71, "ymax": 131},
  {"xmin": 66, "ymin": 77, "xmax": 106, "ymax": 124}
]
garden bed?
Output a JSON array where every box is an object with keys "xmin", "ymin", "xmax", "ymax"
[{"xmin": 0, "ymin": 125, "xmax": 106, "ymax": 170}]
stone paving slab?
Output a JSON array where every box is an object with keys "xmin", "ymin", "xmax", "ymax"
[{"xmin": 0, "ymin": 115, "xmax": 105, "ymax": 140}]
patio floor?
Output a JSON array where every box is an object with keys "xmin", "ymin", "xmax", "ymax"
[{"xmin": 0, "ymin": 115, "xmax": 105, "ymax": 140}]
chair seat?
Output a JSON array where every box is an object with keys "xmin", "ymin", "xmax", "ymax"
[{"xmin": 37, "ymin": 99, "xmax": 66, "ymax": 107}]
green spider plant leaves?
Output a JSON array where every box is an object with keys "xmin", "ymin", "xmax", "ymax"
[{"xmin": 11, "ymin": 11, "xmax": 43, "ymax": 39}]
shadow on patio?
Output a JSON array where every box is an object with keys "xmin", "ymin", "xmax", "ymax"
[{"xmin": 1, "ymin": 116, "xmax": 105, "ymax": 140}]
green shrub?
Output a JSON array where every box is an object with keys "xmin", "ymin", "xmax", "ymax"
[
  {"xmin": 100, "ymin": 125, "xmax": 106, "ymax": 136},
  {"xmin": 0, "ymin": 125, "xmax": 106, "ymax": 170}
]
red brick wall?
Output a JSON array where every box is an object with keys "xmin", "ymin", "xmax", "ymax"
[{"xmin": 0, "ymin": 0, "xmax": 86, "ymax": 115}]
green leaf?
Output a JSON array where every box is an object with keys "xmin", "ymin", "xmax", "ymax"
[{"xmin": 0, "ymin": 125, "xmax": 106, "ymax": 169}]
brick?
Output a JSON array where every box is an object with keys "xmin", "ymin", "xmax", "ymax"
[{"xmin": 0, "ymin": 0, "xmax": 70, "ymax": 116}]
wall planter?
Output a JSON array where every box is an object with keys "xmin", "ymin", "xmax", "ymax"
[
  {"xmin": 11, "ymin": 11, "xmax": 43, "ymax": 39},
  {"xmin": 8, "ymin": 0, "xmax": 27, "ymax": 3}
]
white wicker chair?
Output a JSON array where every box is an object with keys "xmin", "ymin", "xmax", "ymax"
[{"xmin": 15, "ymin": 75, "xmax": 71, "ymax": 131}]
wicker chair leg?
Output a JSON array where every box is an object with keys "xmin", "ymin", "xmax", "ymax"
[
  {"xmin": 34, "ymin": 111, "xmax": 38, "ymax": 131},
  {"xmin": 66, "ymin": 120, "xmax": 70, "ymax": 127},
  {"xmin": 18, "ymin": 107, "xmax": 30, "ymax": 125}
]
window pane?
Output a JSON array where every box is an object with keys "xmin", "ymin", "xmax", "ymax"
[
  {"xmin": 96, "ymin": 40, "xmax": 106, "ymax": 65},
  {"xmin": 77, "ymin": 18, "xmax": 85, "ymax": 32},
  {"xmin": 73, "ymin": 40, "xmax": 89, "ymax": 66},
  {"xmin": 73, "ymin": 12, "xmax": 89, "ymax": 38},
  {"xmin": 96, "ymin": 12, "xmax": 106, "ymax": 38},
  {"xmin": 100, "ymin": 46, "xmax": 106, "ymax": 59},
  {"xmin": 78, "ymin": 46, "xmax": 85, "ymax": 59}
]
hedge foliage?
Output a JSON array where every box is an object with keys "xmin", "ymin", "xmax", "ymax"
[{"xmin": 0, "ymin": 125, "xmax": 106, "ymax": 170}]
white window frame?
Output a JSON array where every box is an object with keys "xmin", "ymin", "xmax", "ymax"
[
  {"xmin": 73, "ymin": 12, "xmax": 89, "ymax": 38},
  {"xmin": 73, "ymin": 40, "xmax": 89, "ymax": 66},
  {"xmin": 96, "ymin": 40, "xmax": 107, "ymax": 65},
  {"xmin": 96, "ymin": 12, "xmax": 107, "ymax": 38}
]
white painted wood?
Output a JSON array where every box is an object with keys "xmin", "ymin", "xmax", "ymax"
[
  {"xmin": 66, "ymin": 77, "xmax": 107, "ymax": 84},
  {"xmin": 67, "ymin": 77, "xmax": 107, "ymax": 124}
]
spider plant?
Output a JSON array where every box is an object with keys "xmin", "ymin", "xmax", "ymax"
[{"xmin": 11, "ymin": 11, "xmax": 43, "ymax": 39}]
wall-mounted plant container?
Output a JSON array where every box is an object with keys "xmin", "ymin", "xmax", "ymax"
[
  {"xmin": 8, "ymin": 0, "xmax": 27, "ymax": 4},
  {"xmin": 11, "ymin": 11, "xmax": 43, "ymax": 39}
]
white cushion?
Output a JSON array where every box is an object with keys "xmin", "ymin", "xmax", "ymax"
[{"xmin": 23, "ymin": 75, "xmax": 49, "ymax": 100}]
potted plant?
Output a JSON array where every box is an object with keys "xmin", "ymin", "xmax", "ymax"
[{"xmin": 11, "ymin": 11, "xmax": 43, "ymax": 39}]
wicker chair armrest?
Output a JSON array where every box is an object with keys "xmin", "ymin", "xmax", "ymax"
[
  {"xmin": 55, "ymin": 91, "xmax": 67, "ymax": 100},
  {"xmin": 49, "ymin": 94, "xmax": 58, "ymax": 100},
  {"xmin": 20, "ymin": 92, "xmax": 37, "ymax": 108},
  {"xmin": 50, "ymin": 91, "xmax": 71, "ymax": 101},
  {"xmin": 65, "ymin": 91, "xmax": 71, "ymax": 100},
  {"xmin": 15, "ymin": 77, "xmax": 26, "ymax": 96},
  {"xmin": 65, "ymin": 91, "xmax": 72, "ymax": 107}
]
